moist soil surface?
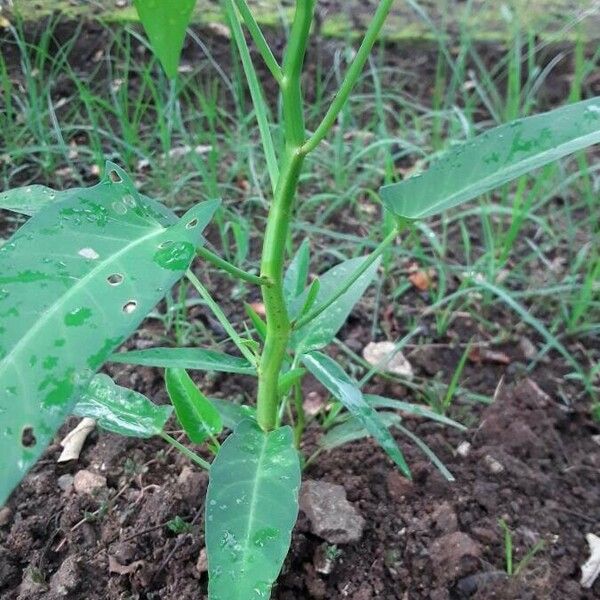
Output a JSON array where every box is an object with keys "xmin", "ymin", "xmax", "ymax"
[
  {"xmin": 1, "ymin": 353, "xmax": 599, "ymax": 599},
  {"xmin": 1, "ymin": 15, "xmax": 600, "ymax": 600}
]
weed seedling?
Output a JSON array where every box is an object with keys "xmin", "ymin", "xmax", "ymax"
[{"xmin": 1, "ymin": 1, "xmax": 599, "ymax": 597}]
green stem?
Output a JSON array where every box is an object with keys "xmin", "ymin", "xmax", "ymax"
[
  {"xmin": 196, "ymin": 246, "xmax": 269, "ymax": 287},
  {"xmin": 294, "ymin": 227, "xmax": 398, "ymax": 331},
  {"xmin": 160, "ymin": 432, "xmax": 211, "ymax": 470},
  {"xmin": 301, "ymin": 0, "xmax": 394, "ymax": 154},
  {"xmin": 186, "ymin": 269, "xmax": 257, "ymax": 365},
  {"xmin": 233, "ymin": 0, "xmax": 283, "ymax": 84},
  {"xmin": 256, "ymin": 0, "xmax": 315, "ymax": 432}
]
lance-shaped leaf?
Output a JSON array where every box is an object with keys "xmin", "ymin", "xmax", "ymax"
[
  {"xmin": 111, "ymin": 347, "xmax": 256, "ymax": 375},
  {"xmin": 302, "ymin": 351, "xmax": 411, "ymax": 479},
  {"xmin": 210, "ymin": 398, "xmax": 256, "ymax": 430},
  {"xmin": 290, "ymin": 256, "xmax": 380, "ymax": 353},
  {"xmin": 283, "ymin": 238, "xmax": 310, "ymax": 309},
  {"xmin": 0, "ymin": 165, "xmax": 218, "ymax": 505},
  {"xmin": 134, "ymin": 0, "xmax": 197, "ymax": 79},
  {"xmin": 206, "ymin": 420, "xmax": 301, "ymax": 600},
  {"xmin": 380, "ymin": 97, "xmax": 600, "ymax": 219},
  {"xmin": 73, "ymin": 374, "xmax": 172, "ymax": 438},
  {"xmin": 165, "ymin": 368, "xmax": 222, "ymax": 444},
  {"xmin": 320, "ymin": 412, "xmax": 402, "ymax": 451}
]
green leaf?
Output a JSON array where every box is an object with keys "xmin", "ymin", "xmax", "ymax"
[
  {"xmin": 380, "ymin": 97, "xmax": 600, "ymax": 219},
  {"xmin": 133, "ymin": 0, "xmax": 197, "ymax": 79},
  {"xmin": 210, "ymin": 398, "xmax": 256, "ymax": 430},
  {"xmin": 73, "ymin": 374, "xmax": 172, "ymax": 438},
  {"xmin": 0, "ymin": 165, "xmax": 218, "ymax": 505},
  {"xmin": 291, "ymin": 256, "xmax": 380, "ymax": 352},
  {"xmin": 243, "ymin": 302, "xmax": 267, "ymax": 341},
  {"xmin": 0, "ymin": 185, "xmax": 63, "ymax": 216},
  {"xmin": 110, "ymin": 347, "xmax": 256, "ymax": 375},
  {"xmin": 320, "ymin": 412, "xmax": 402, "ymax": 451},
  {"xmin": 365, "ymin": 394, "xmax": 466, "ymax": 430},
  {"xmin": 206, "ymin": 420, "xmax": 301, "ymax": 600},
  {"xmin": 302, "ymin": 352, "xmax": 411, "ymax": 479},
  {"xmin": 0, "ymin": 173, "xmax": 177, "ymax": 226},
  {"xmin": 283, "ymin": 238, "xmax": 310, "ymax": 308},
  {"xmin": 165, "ymin": 368, "xmax": 222, "ymax": 444}
]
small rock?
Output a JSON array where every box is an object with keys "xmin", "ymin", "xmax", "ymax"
[
  {"xmin": 299, "ymin": 480, "xmax": 365, "ymax": 544},
  {"xmin": 456, "ymin": 570, "xmax": 509, "ymax": 597},
  {"xmin": 429, "ymin": 532, "xmax": 482, "ymax": 584},
  {"xmin": 57, "ymin": 474, "xmax": 74, "ymax": 492},
  {"xmin": 0, "ymin": 506, "xmax": 13, "ymax": 527},
  {"xmin": 456, "ymin": 441, "xmax": 471, "ymax": 458},
  {"xmin": 592, "ymin": 435, "xmax": 600, "ymax": 447},
  {"xmin": 386, "ymin": 470, "xmax": 415, "ymax": 501},
  {"xmin": 483, "ymin": 454, "xmax": 505, "ymax": 474},
  {"xmin": 196, "ymin": 548, "xmax": 208, "ymax": 574},
  {"xmin": 177, "ymin": 466, "xmax": 206, "ymax": 505},
  {"xmin": 431, "ymin": 502, "xmax": 458, "ymax": 534},
  {"xmin": 73, "ymin": 470, "xmax": 106, "ymax": 495},
  {"xmin": 50, "ymin": 556, "xmax": 80, "ymax": 596},
  {"xmin": 362, "ymin": 341, "xmax": 414, "ymax": 379},
  {"xmin": 519, "ymin": 336, "xmax": 537, "ymax": 360}
]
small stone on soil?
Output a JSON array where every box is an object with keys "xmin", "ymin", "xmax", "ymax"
[
  {"xmin": 299, "ymin": 480, "xmax": 365, "ymax": 544},
  {"xmin": 196, "ymin": 548, "xmax": 208, "ymax": 574},
  {"xmin": 50, "ymin": 555, "xmax": 80, "ymax": 596},
  {"xmin": 428, "ymin": 532, "xmax": 482, "ymax": 584},
  {"xmin": 386, "ymin": 470, "xmax": 415, "ymax": 501},
  {"xmin": 0, "ymin": 506, "xmax": 13, "ymax": 527},
  {"xmin": 57, "ymin": 474, "xmax": 74, "ymax": 492},
  {"xmin": 455, "ymin": 441, "xmax": 471, "ymax": 458},
  {"xmin": 482, "ymin": 454, "xmax": 505, "ymax": 474},
  {"xmin": 73, "ymin": 469, "xmax": 107, "ymax": 495}
]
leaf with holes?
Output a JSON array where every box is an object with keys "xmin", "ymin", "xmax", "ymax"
[
  {"xmin": 206, "ymin": 420, "xmax": 301, "ymax": 600},
  {"xmin": 110, "ymin": 347, "xmax": 256, "ymax": 375},
  {"xmin": 380, "ymin": 97, "xmax": 600, "ymax": 219},
  {"xmin": 165, "ymin": 368, "xmax": 222, "ymax": 444},
  {"xmin": 302, "ymin": 351, "xmax": 411, "ymax": 479},
  {"xmin": 0, "ymin": 182, "xmax": 176, "ymax": 225},
  {"xmin": 0, "ymin": 164, "xmax": 219, "ymax": 505},
  {"xmin": 73, "ymin": 374, "xmax": 172, "ymax": 438},
  {"xmin": 134, "ymin": 0, "xmax": 197, "ymax": 79},
  {"xmin": 290, "ymin": 256, "xmax": 380, "ymax": 353}
]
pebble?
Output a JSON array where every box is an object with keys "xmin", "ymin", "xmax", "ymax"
[
  {"xmin": 50, "ymin": 556, "xmax": 80, "ymax": 596},
  {"xmin": 456, "ymin": 441, "xmax": 471, "ymax": 458},
  {"xmin": 0, "ymin": 506, "xmax": 13, "ymax": 527},
  {"xmin": 196, "ymin": 548, "xmax": 208, "ymax": 574},
  {"xmin": 483, "ymin": 454, "xmax": 505, "ymax": 474},
  {"xmin": 299, "ymin": 480, "xmax": 365, "ymax": 544},
  {"xmin": 73, "ymin": 470, "xmax": 106, "ymax": 495},
  {"xmin": 429, "ymin": 532, "xmax": 482, "ymax": 584},
  {"xmin": 57, "ymin": 474, "xmax": 74, "ymax": 492}
]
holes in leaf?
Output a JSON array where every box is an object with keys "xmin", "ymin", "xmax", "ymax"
[
  {"xmin": 107, "ymin": 273, "xmax": 124, "ymax": 286},
  {"xmin": 21, "ymin": 427, "xmax": 36, "ymax": 448},
  {"xmin": 159, "ymin": 240, "xmax": 173, "ymax": 249},
  {"xmin": 109, "ymin": 170, "xmax": 122, "ymax": 183},
  {"xmin": 186, "ymin": 218, "xmax": 198, "ymax": 229},
  {"xmin": 112, "ymin": 201, "xmax": 127, "ymax": 215},
  {"xmin": 78, "ymin": 247, "xmax": 99, "ymax": 260},
  {"xmin": 122, "ymin": 300, "xmax": 138, "ymax": 314}
]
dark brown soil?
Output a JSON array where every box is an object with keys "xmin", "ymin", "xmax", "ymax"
[{"xmin": 1, "ymin": 361, "xmax": 599, "ymax": 599}]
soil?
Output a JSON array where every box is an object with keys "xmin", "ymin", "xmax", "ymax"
[
  {"xmin": 1, "ymin": 359, "xmax": 599, "ymax": 599},
  {"xmin": 2, "ymin": 14, "xmax": 600, "ymax": 600}
]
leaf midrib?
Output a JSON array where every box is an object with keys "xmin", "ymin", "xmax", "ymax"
[{"xmin": 237, "ymin": 430, "xmax": 270, "ymax": 599}]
